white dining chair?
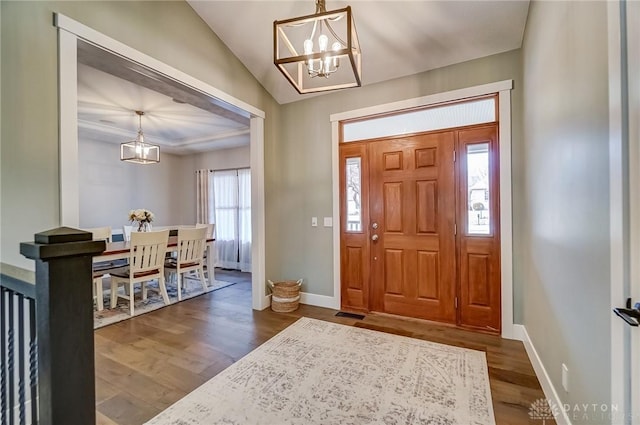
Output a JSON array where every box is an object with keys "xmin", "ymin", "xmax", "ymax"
[
  {"xmin": 164, "ymin": 226, "xmax": 208, "ymax": 301},
  {"xmin": 196, "ymin": 223, "xmax": 215, "ymax": 279},
  {"xmin": 84, "ymin": 226, "xmax": 114, "ymax": 311},
  {"xmin": 110, "ymin": 229, "xmax": 170, "ymax": 316}
]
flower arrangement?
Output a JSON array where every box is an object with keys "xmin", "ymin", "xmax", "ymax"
[{"xmin": 129, "ymin": 208, "xmax": 154, "ymax": 232}]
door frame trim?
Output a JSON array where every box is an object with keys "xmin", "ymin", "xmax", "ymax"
[
  {"xmin": 330, "ymin": 80, "xmax": 516, "ymax": 339},
  {"xmin": 55, "ymin": 13, "xmax": 270, "ymax": 311}
]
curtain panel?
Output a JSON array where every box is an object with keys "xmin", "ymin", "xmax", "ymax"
[
  {"xmin": 200, "ymin": 168, "xmax": 251, "ymax": 271},
  {"xmin": 195, "ymin": 170, "xmax": 214, "ymax": 225}
]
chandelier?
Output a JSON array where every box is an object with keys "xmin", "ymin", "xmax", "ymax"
[
  {"xmin": 120, "ymin": 111, "xmax": 160, "ymax": 164},
  {"xmin": 274, "ymin": 0, "xmax": 362, "ymax": 94}
]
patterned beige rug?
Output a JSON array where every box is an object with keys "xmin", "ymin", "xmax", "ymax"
[
  {"xmin": 145, "ymin": 317, "xmax": 496, "ymax": 425},
  {"xmin": 94, "ymin": 276, "xmax": 236, "ymax": 329}
]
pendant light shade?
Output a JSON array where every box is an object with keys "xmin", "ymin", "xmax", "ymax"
[
  {"xmin": 120, "ymin": 111, "xmax": 160, "ymax": 164},
  {"xmin": 274, "ymin": 0, "xmax": 361, "ymax": 94}
]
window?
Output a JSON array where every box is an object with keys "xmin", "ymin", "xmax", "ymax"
[
  {"xmin": 343, "ymin": 98, "xmax": 495, "ymax": 142},
  {"xmin": 466, "ymin": 143, "xmax": 490, "ymax": 235},
  {"xmin": 208, "ymin": 168, "xmax": 252, "ymax": 271},
  {"xmin": 345, "ymin": 157, "xmax": 362, "ymax": 232}
]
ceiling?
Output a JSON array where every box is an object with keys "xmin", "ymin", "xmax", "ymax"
[
  {"xmin": 77, "ymin": 40, "xmax": 251, "ymax": 155},
  {"xmin": 188, "ymin": 0, "xmax": 530, "ymax": 105},
  {"xmin": 78, "ymin": 64, "xmax": 250, "ymax": 155},
  {"xmin": 78, "ymin": 1, "xmax": 530, "ymax": 151}
]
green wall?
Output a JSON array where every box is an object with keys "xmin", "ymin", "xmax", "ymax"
[
  {"xmin": 273, "ymin": 49, "xmax": 524, "ymax": 313},
  {"xmin": 521, "ymin": 0, "xmax": 611, "ymax": 419}
]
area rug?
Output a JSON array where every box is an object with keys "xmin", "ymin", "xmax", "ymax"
[
  {"xmin": 94, "ymin": 276, "xmax": 236, "ymax": 329},
  {"xmin": 144, "ymin": 317, "xmax": 496, "ymax": 425}
]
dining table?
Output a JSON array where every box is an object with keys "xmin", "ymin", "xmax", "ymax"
[{"xmin": 94, "ymin": 236, "xmax": 216, "ymax": 278}]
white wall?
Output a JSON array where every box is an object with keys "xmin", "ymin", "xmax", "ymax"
[
  {"xmin": 521, "ymin": 0, "xmax": 611, "ymax": 420},
  {"xmin": 191, "ymin": 145, "xmax": 250, "ymax": 170},
  {"xmin": 78, "ymin": 141, "xmax": 250, "ymax": 232},
  {"xmin": 78, "ymin": 138, "xmax": 195, "ymax": 230}
]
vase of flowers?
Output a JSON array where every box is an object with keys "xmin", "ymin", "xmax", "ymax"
[{"xmin": 129, "ymin": 208, "xmax": 154, "ymax": 232}]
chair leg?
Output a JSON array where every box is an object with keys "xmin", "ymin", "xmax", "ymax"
[
  {"xmin": 142, "ymin": 282, "xmax": 148, "ymax": 300},
  {"xmin": 176, "ymin": 272, "xmax": 182, "ymax": 301},
  {"xmin": 128, "ymin": 282, "xmax": 135, "ymax": 316},
  {"xmin": 110, "ymin": 280, "xmax": 119, "ymax": 308},
  {"xmin": 198, "ymin": 267, "xmax": 208, "ymax": 291},
  {"xmin": 94, "ymin": 277, "xmax": 104, "ymax": 311},
  {"xmin": 159, "ymin": 275, "xmax": 170, "ymax": 305}
]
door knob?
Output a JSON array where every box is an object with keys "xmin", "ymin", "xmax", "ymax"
[
  {"xmin": 372, "ymin": 222, "xmax": 378, "ymax": 229},
  {"xmin": 372, "ymin": 234, "xmax": 379, "ymax": 241}
]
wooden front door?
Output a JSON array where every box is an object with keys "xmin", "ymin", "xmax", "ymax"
[
  {"xmin": 369, "ymin": 132, "xmax": 457, "ymax": 323},
  {"xmin": 340, "ymin": 124, "xmax": 501, "ymax": 332}
]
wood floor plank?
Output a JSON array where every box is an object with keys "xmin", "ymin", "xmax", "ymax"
[{"xmin": 95, "ymin": 277, "xmax": 549, "ymax": 425}]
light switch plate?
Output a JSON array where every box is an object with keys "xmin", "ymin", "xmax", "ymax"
[
  {"xmin": 323, "ymin": 217, "xmax": 333, "ymax": 227},
  {"xmin": 311, "ymin": 217, "xmax": 318, "ymax": 227}
]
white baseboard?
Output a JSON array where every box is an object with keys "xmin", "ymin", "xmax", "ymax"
[
  {"xmin": 520, "ymin": 325, "xmax": 572, "ymax": 425},
  {"xmin": 299, "ymin": 292, "xmax": 339, "ymax": 309},
  {"xmin": 258, "ymin": 294, "xmax": 271, "ymax": 311},
  {"xmin": 512, "ymin": 323, "xmax": 526, "ymax": 341}
]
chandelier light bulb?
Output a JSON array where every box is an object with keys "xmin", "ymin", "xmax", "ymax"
[
  {"xmin": 303, "ymin": 39, "xmax": 314, "ymax": 55},
  {"xmin": 318, "ymin": 34, "xmax": 328, "ymax": 52},
  {"xmin": 332, "ymin": 42, "xmax": 341, "ymax": 52}
]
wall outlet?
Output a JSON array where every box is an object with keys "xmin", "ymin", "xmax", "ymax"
[
  {"xmin": 323, "ymin": 217, "xmax": 333, "ymax": 227},
  {"xmin": 311, "ymin": 217, "xmax": 318, "ymax": 227},
  {"xmin": 562, "ymin": 363, "xmax": 569, "ymax": 392}
]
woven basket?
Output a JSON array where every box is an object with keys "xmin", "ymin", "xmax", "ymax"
[{"xmin": 268, "ymin": 279, "xmax": 302, "ymax": 313}]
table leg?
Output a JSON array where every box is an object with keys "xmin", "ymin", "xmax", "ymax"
[{"xmin": 206, "ymin": 241, "xmax": 215, "ymax": 284}]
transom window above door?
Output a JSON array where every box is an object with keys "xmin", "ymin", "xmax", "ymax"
[{"xmin": 342, "ymin": 97, "xmax": 496, "ymax": 142}]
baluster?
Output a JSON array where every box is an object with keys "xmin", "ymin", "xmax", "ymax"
[
  {"xmin": 8, "ymin": 291, "xmax": 15, "ymax": 425},
  {"xmin": 1, "ymin": 288, "xmax": 7, "ymax": 425},
  {"xmin": 29, "ymin": 297, "xmax": 38, "ymax": 425},
  {"xmin": 18, "ymin": 293, "xmax": 26, "ymax": 425}
]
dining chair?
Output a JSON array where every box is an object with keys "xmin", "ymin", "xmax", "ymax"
[
  {"xmin": 84, "ymin": 226, "xmax": 114, "ymax": 311},
  {"xmin": 164, "ymin": 226, "xmax": 208, "ymax": 301},
  {"xmin": 109, "ymin": 229, "xmax": 170, "ymax": 316},
  {"xmin": 196, "ymin": 223, "xmax": 215, "ymax": 280}
]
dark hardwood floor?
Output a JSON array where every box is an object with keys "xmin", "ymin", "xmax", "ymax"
[{"xmin": 95, "ymin": 279, "xmax": 553, "ymax": 425}]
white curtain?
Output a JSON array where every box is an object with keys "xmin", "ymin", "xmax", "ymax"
[
  {"xmin": 238, "ymin": 168, "xmax": 252, "ymax": 272},
  {"xmin": 195, "ymin": 170, "xmax": 214, "ymax": 224},
  {"xmin": 202, "ymin": 168, "xmax": 252, "ymax": 271},
  {"xmin": 213, "ymin": 170, "xmax": 240, "ymax": 269}
]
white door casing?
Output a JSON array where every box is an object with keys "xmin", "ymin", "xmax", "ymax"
[
  {"xmin": 610, "ymin": 0, "xmax": 639, "ymax": 422},
  {"xmin": 627, "ymin": 0, "xmax": 640, "ymax": 421},
  {"xmin": 330, "ymin": 80, "xmax": 516, "ymax": 339},
  {"xmin": 55, "ymin": 13, "xmax": 270, "ymax": 311}
]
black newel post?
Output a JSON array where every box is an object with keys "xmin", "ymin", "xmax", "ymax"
[{"xmin": 20, "ymin": 227, "xmax": 105, "ymax": 425}]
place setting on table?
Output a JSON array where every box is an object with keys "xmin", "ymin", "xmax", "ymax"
[{"xmin": 87, "ymin": 209, "xmax": 231, "ymax": 328}]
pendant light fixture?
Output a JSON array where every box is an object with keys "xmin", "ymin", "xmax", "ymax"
[
  {"xmin": 120, "ymin": 110, "xmax": 160, "ymax": 164},
  {"xmin": 274, "ymin": 0, "xmax": 361, "ymax": 94}
]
